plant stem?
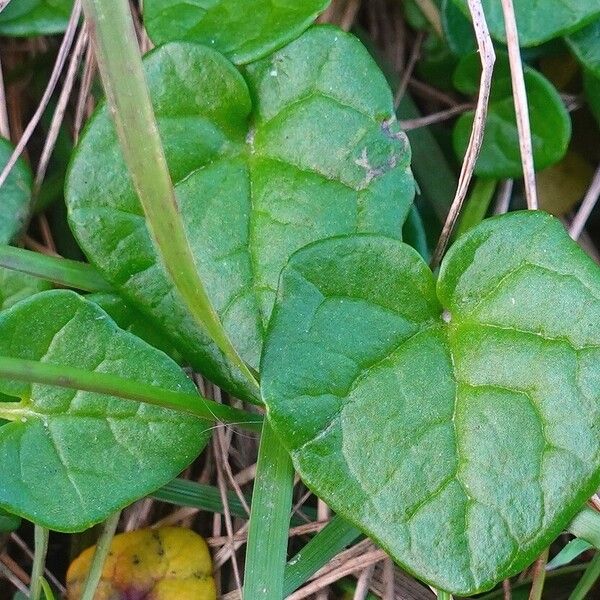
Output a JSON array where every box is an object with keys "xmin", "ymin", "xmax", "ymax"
[
  {"xmin": 29, "ymin": 525, "xmax": 49, "ymax": 600},
  {"xmin": 0, "ymin": 356, "xmax": 262, "ymax": 433},
  {"xmin": 80, "ymin": 0, "xmax": 258, "ymax": 394},
  {"xmin": 528, "ymin": 547, "xmax": 549, "ymax": 600},
  {"xmin": 0, "ymin": 245, "xmax": 111, "ymax": 292},
  {"xmin": 80, "ymin": 512, "xmax": 120, "ymax": 600},
  {"xmin": 455, "ymin": 178, "xmax": 497, "ymax": 238},
  {"xmin": 436, "ymin": 591, "xmax": 453, "ymax": 600},
  {"xmin": 568, "ymin": 506, "xmax": 600, "ymax": 548},
  {"xmin": 244, "ymin": 421, "xmax": 295, "ymax": 599},
  {"xmin": 568, "ymin": 551, "xmax": 600, "ymax": 600}
]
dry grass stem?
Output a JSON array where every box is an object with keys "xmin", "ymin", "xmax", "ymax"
[
  {"xmin": 0, "ymin": 560, "xmax": 30, "ymax": 596},
  {"xmin": 287, "ymin": 549, "xmax": 388, "ymax": 600},
  {"xmin": 74, "ymin": 42, "xmax": 97, "ymax": 142},
  {"xmin": 569, "ymin": 164, "xmax": 600, "ymax": 240},
  {"xmin": 0, "ymin": 0, "xmax": 82, "ymax": 189},
  {"xmin": 399, "ymin": 103, "xmax": 474, "ymax": 130},
  {"xmin": 494, "ymin": 179, "xmax": 514, "ymax": 214},
  {"xmin": 353, "ymin": 562, "xmax": 377, "ymax": 600},
  {"xmin": 431, "ymin": 0, "xmax": 495, "ymax": 268},
  {"xmin": 0, "ymin": 57, "xmax": 10, "ymax": 139},
  {"xmin": 500, "ymin": 0, "xmax": 538, "ymax": 210},
  {"xmin": 384, "ymin": 557, "xmax": 395, "ymax": 599},
  {"xmin": 34, "ymin": 26, "xmax": 89, "ymax": 194}
]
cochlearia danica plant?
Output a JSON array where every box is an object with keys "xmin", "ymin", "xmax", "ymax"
[{"xmin": 2, "ymin": 0, "xmax": 600, "ymax": 598}]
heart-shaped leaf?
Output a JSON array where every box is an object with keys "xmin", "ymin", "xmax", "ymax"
[
  {"xmin": 66, "ymin": 28, "xmax": 414, "ymax": 402},
  {"xmin": 0, "ymin": 0, "xmax": 73, "ymax": 36},
  {"xmin": 0, "ymin": 290, "xmax": 208, "ymax": 532},
  {"xmin": 453, "ymin": 52, "xmax": 571, "ymax": 178},
  {"xmin": 453, "ymin": 0, "xmax": 600, "ymax": 47},
  {"xmin": 143, "ymin": 0, "xmax": 331, "ymax": 64},
  {"xmin": 261, "ymin": 211, "xmax": 600, "ymax": 595}
]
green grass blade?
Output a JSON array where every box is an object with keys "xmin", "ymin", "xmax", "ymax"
[
  {"xmin": 80, "ymin": 512, "xmax": 120, "ymax": 600},
  {"xmin": 283, "ymin": 515, "xmax": 361, "ymax": 596},
  {"xmin": 152, "ymin": 479, "xmax": 250, "ymax": 518},
  {"xmin": 547, "ymin": 538, "xmax": 593, "ymax": 570},
  {"xmin": 244, "ymin": 421, "xmax": 295, "ymax": 599},
  {"xmin": 568, "ymin": 507, "xmax": 600, "ymax": 548},
  {"xmin": 80, "ymin": 0, "xmax": 258, "ymax": 393},
  {"xmin": 0, "ymin": 356, "xmax": 262, "ymax": 432},
  {"xmin": 568, "ymin": 551, "xmax": 600, "ymax": 600},
  {"xmin": 0, "ymin": 245, "xmax": 111, "ymax": 292}
]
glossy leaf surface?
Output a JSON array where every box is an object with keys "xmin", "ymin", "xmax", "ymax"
[
  {"xmin": 144, "ymin": 0, "xmax": 330, "ymax": 64},
  {"xmin": 453, "ymin": 0, "xmax": 600, "ymax": 47},
  {"xmin": 0, "ymin": 290, "xmax": 208, "ymax": 531},
  {"xmin": 66, "ymin": 28, "xmax": 414, "ymax": 401},
  {"xmin": 0, "ymin": 268, "xmax": 51, "ymax": 311},
  {"xmin": 0, "ymin": 0, "xmax": 73, "ymax": 36},
  {"xmin": 453, "ymin": 53, "xmax": 571, "ymax": 178},
  {"xmin": 88, "ymin": 292, "xmax": 182, "ymax": 362},
  {"xmin": 67, "ymin": 527, "xmax": 216, "ymax": 600},
  {"xmin": 261, "ymin": 211, "xmax": 600, "ymax": 595},
  {"xmin": 0, "ymin": 138, "xmax": 32, "ymax": 244}
]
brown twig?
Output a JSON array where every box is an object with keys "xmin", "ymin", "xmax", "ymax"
[
  {"xmin": 501, "ymin": 0, "xmax": 538, "ymax": 210},
  {"xmin": 399, "ymin": 103, "xmax": 474, "ymax": 130},
  {"xmin": 395, "ymin": 31, "xmax": 424, "ymax": 108},
  {"xmin": 431, "ymin": 0, "xmax": 495, "ymax": 268}
]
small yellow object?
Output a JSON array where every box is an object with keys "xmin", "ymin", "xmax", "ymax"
[{"xmin": 66, "ymin": 527, "xmax": 216, "ymax": 600}]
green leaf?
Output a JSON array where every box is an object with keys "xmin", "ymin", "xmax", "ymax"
[
  {"xmin": 261, "ymin": 211, "xmax": 600, "ymax": 595},
  {"xmin": 143, "ymin": 0, "xmax": 330, "ymax": 64},
  {"xmin": 0, "ymin": 507, "xmax": 20, "ymax": 532},
  {"xmin": 0, "ymin": 289, "xmax": 208, "ymax": 532},
  {"xmin": 87, "ymin": 292, "xmax": 181, "ymax": 362},
  {"xmin": 66, "ymin": 28, "xmax": 414, "ymax": 402},
  {"xmin": 453, "ymin": 0, "xmax": 600, "ymax": 47},
  {"xmin": 0, "ymin": 268, "xmax": 51, "ymax": 311},
  {"xmin": 442, "ymin": 0, "xmax": 476, "ymax": 56},
  {"xmin": 0, "ymin": 138, "xmax": 32, "ymax": 245},
  {"xmin": 566, "ymin": 18, "xmax": 600, "ymax": 78},
  {"xmin": 0, "ymin": 0, "xmax": 73, "ymax": 36},
  {"xmin": 453, "ymin": 52, "xmax": 571, "ymax": 178}
]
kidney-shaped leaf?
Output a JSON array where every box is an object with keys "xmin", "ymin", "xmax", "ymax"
[
  {"xmin": 0, "ymin": 268, "xmax": 51, "ymax": 311},
  {"xmin": 453, "ymin": 52, "xmax": 571, "ymax": 178},
  {"xmin": 0, "ymin": 290, "xmax": 208, "ymax": 532},
  {"xmin": 261, "ymin": 211, "xmax": 600, "ymax": 595},
  {"xmin": 144, "ymin": 0, "xmax": 331, "ymax": 64},
  {"xmin": 453, "ymin": 0, "xmax": 600, "ymax": 47},
  {"xmin": 66, "ymin": 28, "xmax": 414, "ymax": 402}
]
